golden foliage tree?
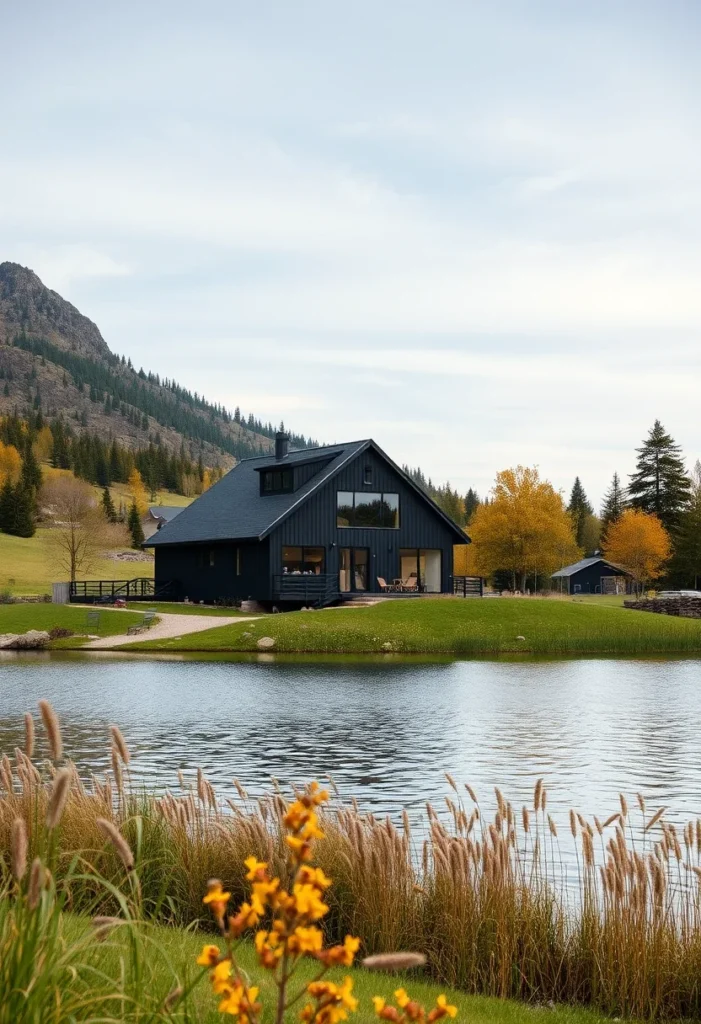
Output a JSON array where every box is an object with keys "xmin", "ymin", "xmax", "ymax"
[
  {"xmin": 127, "ymin": 468, "xmax": 148, "ymax": 516},
  {"xmin": 0, "ymin": 441, "xmax": 22, "ymax": 488},
  {"xmin": 469, "ymin": 466, "xmax": 580, "ymax": 591},
  {"xmin": 41, "ymin": 477, "xmax": 128, "ymax": 582},
  {"xmin": 32, "ymin": 426, "xmax": 54, "ymax": 464},
  {"xmin": 602, "ymin": 508, "xmax": 671, "ymax": 594}
]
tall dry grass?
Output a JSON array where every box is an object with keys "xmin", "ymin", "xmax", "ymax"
[{"xmin": 3, "ymin": 705, "xmax": 701, "ymax": 1018}]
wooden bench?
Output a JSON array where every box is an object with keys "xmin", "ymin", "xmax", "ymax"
[{"xmin": 126, "ymin": 610, "xmax": 157, "ymax": 636}]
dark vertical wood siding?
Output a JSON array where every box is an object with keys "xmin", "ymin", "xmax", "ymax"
[
  {"xmin": 155, "ymin": 539, "xmax": 270, "ymax": 602},
  {"xmin": 271, "ymin": 448, "xmax": 464, "ymax": 593}
]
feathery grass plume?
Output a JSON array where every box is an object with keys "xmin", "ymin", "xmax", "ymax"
[
  {"xmin": 46, "ymin": 767, "xmax": 72, "ymax": 829},
  {"xmin": 27, "ymin": 857, "xmax": 44, "ymax": 909},
  {"xmin": 602, "ymin": 812, "xmax": 621, "ymax": 829},
  {"xmin": 362, "ymin": 952, "xmax": 427, "ymax": 971},
  {"xmin": 92, "ymin": 915, "xmax": 124, "ymax": 940},
  {"xmin": 534, "ymin": 777, "xmax": 543, "ymax": 810},
  {"xmin": 11, "ymin": 817, "xmax": 28, "ymax": 881},
  {"xmin": 637, "ymin": 791, "xmax": 646, "ymax": 814},
  {"xmin": 38, "ymin": 699, "xmax": 63, "ymax": 761},
  {"xmin": 645, "ymin": 806, "xmax": 667, "ymax": 831},
  {"xmin": 465, "ymin": 783, "xmax": 478, "ymax": 803},
  {"xmin": 445, "ymin": 772, "xmax": 458, "ymax": 792},
  {"xmin": 521, "ymin": 806, "xmax": 530, "ymax": 832},
  {"xmin": 24, "ymin": 712, "xmax": 35, "ymax": 759},
  {"xmin": 96, "ymin": 817, "xmax": 134, "ymax": 870},
  {"xmin": 109, "ymin": 724, "xmax": 130, "ymax": 764},
  {"xmin": 619, "ymin": 793, "xmax": 628, "ymax": 818},
  {"xmin": 163, "ymin": 986, "xmax": 184, "ymax": 1011},
  {"xmin": 569, "ymin": 809, "xmax": 577, "ymax": 838},
  {"xmin": 1, "ymin": 753, "xmax": 14, "ymax": 793}
]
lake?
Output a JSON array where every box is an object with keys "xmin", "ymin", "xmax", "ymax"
[{"xmin": 0, "ymin": 651, "xmax": 698, "ymax": 832}]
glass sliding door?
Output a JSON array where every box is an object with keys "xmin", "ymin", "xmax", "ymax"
[
  {"xmin": 340, "ymin": 548, "xmax": 369, "ymax": 592},
  {"xmin": 398, "ymin": 549, "xmax": 442, "ymax": 591},
  {"xmin": 399, "ymin": 549, "xmax": 419, "ymax": 586}
]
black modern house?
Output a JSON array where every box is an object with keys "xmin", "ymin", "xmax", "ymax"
[
  {"xmin": 145, "ymin": 434, "xmax": 470, "ymax": 606},
  {"xmin": 551, "ymin": 556, "xmax": 633, "ymax": 595}
]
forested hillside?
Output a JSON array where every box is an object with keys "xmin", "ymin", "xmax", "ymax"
[{"xmin": 0, "ymin": 262, "xmax": 315, "ymax": 469}]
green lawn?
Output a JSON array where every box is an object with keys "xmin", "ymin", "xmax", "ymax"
[
  {"xmin": 0, "ymin": 528, "xmax": 154, "ymax": 596},
  {"xmin": 125, "ymin": 596, "xmax": 701, "ymax": 656},
  {"xmin": 72, "ymin": 919, "xmax": 613, "ymax": 1024},
  {"xmin": 0, "ymin": 603, "xmax": 144, "ymax": 640}
]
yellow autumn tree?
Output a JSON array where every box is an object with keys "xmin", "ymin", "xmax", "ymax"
[
  {"xmin": 0, "ymin": 441, "xmax": 22, "ymax": 488},
  {"xmin": 33, "ymin": 425, "xmax": 54, "ymax": 464},
  {"xmin": 469, "ymin": 466, "xmax": 580, "ymax": 591},
  {"xmin": 127, "ymin": 467, "xmax": 148, "ymax": 516},
  {"xmin": 602, "ymin": 508, "xmax": 670, "ymax": 594}
]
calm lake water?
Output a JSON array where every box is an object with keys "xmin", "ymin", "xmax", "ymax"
[{"xmin": 0, "ymin": 652, "xmax": 699, "ymax": 830}]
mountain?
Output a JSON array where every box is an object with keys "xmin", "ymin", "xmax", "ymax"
[{"xmin": 0, "ymin": 262, "xmax": 314, "ymax": 467}]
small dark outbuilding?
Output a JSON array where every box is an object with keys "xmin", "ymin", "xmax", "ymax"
[
  {"xmin": 145, "ymin": 434, "xmax": 470, "ymax": 607},
  {"xmin": 551, "ymin": 556, "xmax": 633, "ymax": 596}
]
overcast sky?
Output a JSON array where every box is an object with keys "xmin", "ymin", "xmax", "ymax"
[{"xmin": 4, "ymin": 1, "xmax": 701, "ymax": 506}]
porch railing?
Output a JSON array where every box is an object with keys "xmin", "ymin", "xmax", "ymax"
[
  {"xmin": 69, "ymin": 578, "xmax": 177, "ymax": 604},
  {"xmin": 272, "ymin": 574, "xmax": 338, "ymax": 608},
  {"xmin": 453, "ymin": 575, "xmax": 484, "ymax": 597}
]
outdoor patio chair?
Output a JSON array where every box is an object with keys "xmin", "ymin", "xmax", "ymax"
[
  {"xmin": 377, "ymin": 577, "xmax": 396, "ymax": 592},
  {"xmin": 400, "ymin": 577, "xmax": 419, "ymax": 592}
]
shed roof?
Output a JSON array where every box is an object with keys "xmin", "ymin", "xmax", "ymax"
[
  {"xmin": 146, "ymin": 506, "xmax": 185, "ymax": 523},
  {"xmin": 145, "ymin": 439, "xmax": 469, "ymax": 547},
  {"xmin": 551, "ymin": 556, "xmax": 631, "ymax": 579}
]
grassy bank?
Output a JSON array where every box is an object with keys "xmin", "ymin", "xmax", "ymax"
[
  {"xmin": 0, "ymin": 528, "xmax": 154, "ymax": 596},
  {"xmin": 57, "ymin": 916, "xmax": 613, "ymax": 1024},
  {"xmin": 124, "ymin": 601, "xmax": 249, "ymax": 616},
  {"xmin": 0, "ymin": 603, "xmax": 145, "ymax": 640},
  {"xmin": 126, "ymin": 597, "xmax": 701, "ymax": 655},
  {"xmin": 3, "ymin": 702, "xmax": 701, "ymax": 1019}
]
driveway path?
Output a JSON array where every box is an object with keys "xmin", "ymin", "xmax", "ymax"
[{"xmin": 83, "ymin": 612, "xmax": 256, "ymax": 650}]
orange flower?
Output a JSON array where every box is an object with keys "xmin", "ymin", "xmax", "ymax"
[
  {"xmin": 203, "ymin": 879, "xmax": 231, "ymax": 921},
  {"xmin": 196, "ymin": 943, "xmax": 221, "ymax": 966},
  {"xmin": 244, "ymin": 856, "xmax": 268, "ymax": 881}
]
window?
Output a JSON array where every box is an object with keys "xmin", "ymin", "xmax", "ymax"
[
  {"xmin": 363, "ymin": 465, "xmax": 373, "ymax": 485},
  {"xmin": 209, "ymin": 549, "xmax": 215, "ymax": 567},
  {"xmin": 336, "ymin": 492, "xmax": 399, "ymax": 528},
  {"xmin": 236, "ymin": 548, "xmax": 241, "ymax": 575},
  {"xmin": 261, "ymin": 469, "xmax": 293, "ymax": 494},
  {"xmin": 282, "ymin": 546, "xmax": 325, "ymax": 575},
  {"xmin": 197, "ymin": 548, "xmax": 216, "ymax": 568}
]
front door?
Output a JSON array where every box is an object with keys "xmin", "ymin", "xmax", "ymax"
[{"xmin": 339, "ymin": 548, "xmax": 369, "ymax": 593}]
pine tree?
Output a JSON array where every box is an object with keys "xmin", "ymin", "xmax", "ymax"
[
  {"xmin": 9, "ymin": 484, "xmax": 36, "ymax": 537},
  {"xmin": 628, "ymin": 420, "xmax": 691, "ymax": 530},
  {"xmin": 101, "ymin": 486, "xmax": 117, "ymax": 523},
  {"xmin": 0, "ymin": 480, "xmax": 13, "ymax": 532},
  {"xmin": 668, "ymin": 461, "xmax": 701, "ymax": 588},
  {"xmin": 127, "ymin": 500, "xmax": 145, "ymax": 549},
  {"xmin": 21, "ymin": 441, "xmax": 42, "ymax": 491},
  {"xmin": 464, "ymin": 488, "xmax": 480, "ymax": 524},
  {"xmin": 600, "ymin": 472, "xmax": 626, "ymax": 532},
  {"xmin": 567, "ymin": 477, "xmax": 593, "ymax": 548}
]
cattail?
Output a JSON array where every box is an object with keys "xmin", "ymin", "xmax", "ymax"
[
  {"xmin": 569, "ymin": 809, "xmax": 577, "ymax": 838},
  {"xmin": 11, "ymin": 817, "xmax": 28, "ymax": 881},
  {"xmin": 619, "ymin": 793, "xmax": 628, "ymax": 818},
  {"xmin": 24, "ymin": 713, "xmax": 35, "ymax": 759},
  {"xmin": 38, "ymin": 700, "xmax": 63, "ymax": 761},
  {"xmin": 109, "ymin": 725, "xmax": 130, "ymax": 764},
  {"xmin": 362, "ymin": 952, "xmax": 427, "ymax": 972},
  {"xmin": 522, "ymin": 806, "xmax": 530, "ymax": 833},
  {"xmin": 27, "ymin": 858, "xmax": 44, "ymax": 909},
  {"xmin": 644, "ymin": 807, "xmax": 667, "ymax": 832},
  {"xmin": 96, "ymin": 818, "xmax": 134, "ymax": 870},
  {"xmin": 46, "ymin": 767, "xmax": 72, "ymax": 829}
]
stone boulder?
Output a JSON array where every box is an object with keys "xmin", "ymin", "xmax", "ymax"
[
  {"xmin": 0, "ymin": 630, "xmax": 51, "ymax": 650},
  {"xmin": 256, "ymin": 636, "xmax": 276, "ymax": 650}
]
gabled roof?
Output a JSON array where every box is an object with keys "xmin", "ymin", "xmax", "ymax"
[
  {"xmin": 146, "ymin": 506, "xmax": 185, "ymax": 523},
  {"xmin": 551, "ymin": 556, "xmax": 631, "ymax": 578},
  {"xmin": 145, "ymin": 439, "xmax": 469, "ymax": 547}
]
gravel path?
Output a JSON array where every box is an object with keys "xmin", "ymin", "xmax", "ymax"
[{"xmin": 83, "ymin": 612, "xmax": 254, "ymax": 650}]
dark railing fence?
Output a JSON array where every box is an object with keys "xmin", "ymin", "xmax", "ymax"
[
  {"xmin": 452, "ymin": 575, "xmax": 484, "ymax": 597},
  {"xmin": 272, "ymin": 573, "xmax": 338, "ymax": 608},
  {"xmin": 69, "ymin": 578, "xmax": 176, "ymax": 604}
]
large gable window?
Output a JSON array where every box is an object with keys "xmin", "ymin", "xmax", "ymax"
[
  {"xmin": 337, "ymin": 491, "xmax": 399, "ymax": 528},
  {"xmin": 261, "ymin": 469, "xmax": 293, "ymax": 494}
]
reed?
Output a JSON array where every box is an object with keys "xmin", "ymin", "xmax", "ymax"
[{"xmin": 4, "ymin": 703, "xmax": 701, "ymax": 1018}]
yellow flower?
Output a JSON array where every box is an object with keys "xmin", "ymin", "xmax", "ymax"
[
  {"xmin": 291, "ymin": 925, "xmax": 324, "ymax": 953},
  {"xmin": 373, "ymin": 997, "xmax": 387, "ymax": 1014},
  {"xmin": 286, "ymin": 835, "xmax": 312, "ymax": 860},
  {"xmin": 318, "ymin": 934, "xmax": 361, "ymax": 967},
  {"xmin": 298, "ymin": 865, "xmax": 333, "ymax": 890},
  {"xmin": 436, "ymin": 995, "xmax": 457, "ymax": 1019},
  {"xmin": 252, "ymin": 877, "xmax": 279, "ymax": 908},
  {"xmin": 211, "ymin": 959, "xmax": 233, "ymax": 995},
  {"xmin": 293, "ymin": 882, "xmax": 329, "ymax": 920},
  {"xmin": 307, "ymin": 781, "xmax": 330, "ymax": 805},
  {"xmin": 244, "ymin": 856, "xmax": 268, "ymax": 880},
  {"xmin": 196, "ymin": 943, "xmax": 221, "ymax": 966},
  {"xmin": 284, "ymin": 800, "xmax": 309, "ymax": 831},
  {"xmin": 395, "ymin": 989, "xmax": 410, "ymax": 1009},
  {"xmin": 203, "ymin": 879, "xmax": 231, "ymax": 920},
  {"xmin": 339, "ymin": 977, "xmax": 358, "ymax": 1011}
]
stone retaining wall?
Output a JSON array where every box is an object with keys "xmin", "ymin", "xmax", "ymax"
[{"xmin": 624, "ymin": 597, "xmax": 701, "ymax": 618}]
